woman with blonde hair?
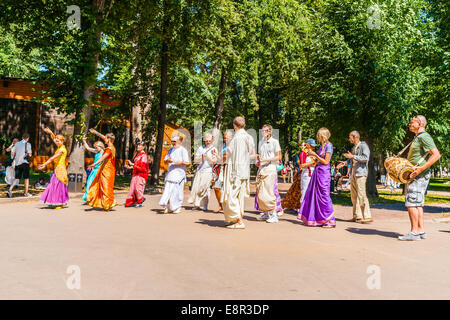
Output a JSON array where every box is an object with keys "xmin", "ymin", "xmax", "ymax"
[
  {"xmin": 297, "ymin": 127, "xmax": 335, "ymax": 227},
  {"xmin": 38, "ymin": 128, "xmax": 69, "ymax": 208},
  {"xmin": 82, "ymin": 138, "xmax": 105, "ymax": 202}
]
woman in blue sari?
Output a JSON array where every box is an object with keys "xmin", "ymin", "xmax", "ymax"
[{"xmin": 82, "ymin": 138, "xmax": 105, "ymax": 202}]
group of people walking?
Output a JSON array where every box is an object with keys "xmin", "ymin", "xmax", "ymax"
[{"xmin": 3, "ymin": 114, "xmax": 441, "ymax": 241}]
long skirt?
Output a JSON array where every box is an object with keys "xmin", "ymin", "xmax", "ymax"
[
  {"xmin": 40, "ymin": 173, "xmax": 69, "ymax": 206},
  {"xmin": 297, "ymin": 165, "xmax": 335, "ymax": 227},
  {"xmin": 82, "ymin": 167, "xmax": 99, "ymax": 202},
  {"xmin": 86, "ymin": 162, "xmax": 118, "ymax": 211},
  {"xmin": 188, "ymin": 170, "xmax": 213, "ymax": 207},
  {"xmin": 254, "ymin": 168, "xmax": 278, "ymax": 213},
  {"xmin": 159, "ymin": 179, "xmax": 185, "ymax": 211},
  {"xmin": 281, "ymin": 172, "xmax": 302, "ymax": 210},
  {"xmin": 125, "ymin": 175, "xmax": 147, "ymax": 207}
]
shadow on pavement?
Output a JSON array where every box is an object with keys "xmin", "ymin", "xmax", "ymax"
[
  {"xmin": 346, "ymin": 227, "xmax": 401, "ymax": 239},
  {"xmin": 195, "ymin": 219, "xmax": 228, "ymax": 228},
  {"xmin": 439, "ymin": 230, "xmax": 450, "ymax": 233}
]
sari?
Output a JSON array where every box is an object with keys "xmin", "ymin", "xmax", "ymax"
[
  {"xmin": 297, "ymin": 143, "xmax": 335, "ymax": 227},
  {"xmin": 125, "ymin": 151, "xmax": 149, "ymax": 207},
  {"xmin": 82, "ymin": 151, "xmax": 103, "ymax": 202},
  {"xmin": 86, "ymin": 146, "xmax": 118, "ymax": 211}
]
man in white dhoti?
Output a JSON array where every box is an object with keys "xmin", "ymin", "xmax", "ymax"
[
  {"xmin": 255, "ymin": 124, "xmax": 282, "ymax": 223},
  {"xmin": 159, "ymin": 134, "xmax": 190, "ymax": 214},
  {"xmin": 221, "ymin": 116, "xmax": 256, "ymax": 229},
  {"xmin": 188, "ymin": 133, "xmax": 218, "ymax": 211}
]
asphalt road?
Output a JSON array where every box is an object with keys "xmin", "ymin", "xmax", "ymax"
[{"xmin": 0, "ymin": 184, "xmax": 449, "ymax": 300}]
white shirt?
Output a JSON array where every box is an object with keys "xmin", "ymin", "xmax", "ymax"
[
  {"xmin": 227, "ymin": 129, "xmax": 255, "ymax": 180},
  {"xmin": 195, "ymin": 145, "xmax": 218, "ymax": 172},
  {"xmin": 258, "ymin": 136, "xmax": 281, "ymax": 172},
  {"xmin": 12, "ymin": 140, "xmax": 32, "ymax": 166},
  {"xmin": 301, "ymin": 156, "xmax": 315, "ymax": 178},
  {"xmin": 164, "ymin": 146, "xmax": 190, "ymax": 183}
]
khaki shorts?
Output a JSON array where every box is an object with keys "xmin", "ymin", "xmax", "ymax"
[{"xmin": 405, "ymin": 171, "xmax": 431, "ymax": 207}]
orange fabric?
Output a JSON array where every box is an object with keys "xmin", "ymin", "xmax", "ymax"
[{"xmin": 86, "ymin": 146, "xmax": 118, "ymax": 210}]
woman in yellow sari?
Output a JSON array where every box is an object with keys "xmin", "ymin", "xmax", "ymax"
[
  {"xmin": 86, "ymin": 129, "xmax": 118, "ymax": 211},
  {"xmin": 38, "ymin": 127, "xmax": 69, "ymax": 209}
]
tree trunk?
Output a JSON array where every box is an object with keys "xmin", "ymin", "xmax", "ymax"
[
  {"xmin": 67, "ymin": 0, "xmax": 106, "ymax": 182},
  {"xmin": 213, "ymin": 66, "xmax": 227, "ymax": 131},
  {"xmin": 149, "ymin": 6, "xmax": 169, "ymax": 186},
  {"xmin": 366, "ymin": 137, "xmax": 379, "ymax": 198}
]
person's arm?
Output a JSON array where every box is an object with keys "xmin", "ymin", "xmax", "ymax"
[
  {"xmin": 89, "ymin": 128, "xmax": 108, "ymax": 145},
  {"xmin": 410, "ymin": 148, "xmax": 441, "ymax": 179},
  {"xmin": 88, "ymin": 149, "xmax": 110, "ymax": 169},
  {"xmin": 82, "ymin": 138, "xmax": 97, "ymax": 153},
  {"xmin": 6, "ymin": 143, "xmax": 14, "ymax": 153},
  {"xmin": 43, "ymin": 127, "xmax": 56, "ymax": 141},
  {"xmin": 176, "ymin": 149, "xmax": 190, "ymax": 167},
  {"xmin": 309, "ymin": 149, "xmax": 331, "ymax": 166},
  {"xmin": 38, "ymin": 149, "xmax": 63, "ymax": 170},
  {"xmin": 205, "ymin": 149, "xmax": 218, "ymax": 165}
]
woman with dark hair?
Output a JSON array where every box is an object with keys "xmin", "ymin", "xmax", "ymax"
[
  {"xmin": 124, "ymin": 141, "xmax": 149, "ymax": 208},
  {"xmin": 86, "ymin": 129, "xmax": 118, "ymax": 211},
  {"xmin": 38, "ymin": 127, "xmax": 69, "ymax": 209}
]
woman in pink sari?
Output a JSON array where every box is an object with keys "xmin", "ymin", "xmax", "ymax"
[{"xmin": 125, "ymin": 142, "xmax": 149, "ymax": 208}]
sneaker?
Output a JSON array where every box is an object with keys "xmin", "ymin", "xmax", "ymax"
[
  {"xmin": 163, "ymin": 207, "xmax": 170, "ymax": 214},
  {"xmin": 277, "ymin": 210, "xmax": 284, "ymax": 217},
  {"xmin": 135, "ymin": 204, "xmax": 143, "ymax": 208},
  {"xmin": 6, "ymin": 190, "xmax": 12, "ymax": 198},
  {"xmin": 203, "ymin": 205, "xmax": 208, "ymax": 211},
  {"xmin": 418, "ymin": 232, "xmax": 427, "ymax": 239},
  {"xmin": 173, "ymin": 208, "xmax": 182, "ymax": 214},
  {"xmin": 257, "ymin": 212, "xmax": 270, "ymax": 221},
  {"xmin": 398, "ymin": 232, "xmax": 421, "ymax": 241},
  {"xmin": 24, "ymin": 193, "xmax": 33, "ymax": 197},
  {"xmin": 266, "ymin": 214, "xmax": 279, "ymax": 223}
]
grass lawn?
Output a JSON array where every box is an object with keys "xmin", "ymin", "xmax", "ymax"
[
  {"xmin": 427, "ymin": 178, "xmax": 450, "ymax": 192},
  {"xmin": 332, "ymin": 189, "xmax": 450, "ymax": 206}
]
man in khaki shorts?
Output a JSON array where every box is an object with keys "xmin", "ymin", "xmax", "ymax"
[{"xmin": 398, "ymin": 115, "xmax": 440, "ymax": 241}]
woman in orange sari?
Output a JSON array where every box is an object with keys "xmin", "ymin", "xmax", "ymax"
[{"xmin": 86, "ymin": 129, "xmax": 118, "ymax": 211}]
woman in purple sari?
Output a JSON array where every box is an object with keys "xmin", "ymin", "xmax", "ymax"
[{"xmin": 297, "ymin": 127, "xmax": 335, "ymax": 228}]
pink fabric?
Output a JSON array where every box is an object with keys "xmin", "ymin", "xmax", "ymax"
[{"xmin": 125, "ymin": 175, "xmax": 147, "ymax": 207}]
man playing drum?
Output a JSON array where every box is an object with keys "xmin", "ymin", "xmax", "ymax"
[{"xmin": 398, "ymin": 115, "xmax": 440, "ymax": 241}]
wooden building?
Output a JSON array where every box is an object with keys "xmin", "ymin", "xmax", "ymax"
[{"xmin": 0, "ymin": 77, "xmax": 190, "ymax": 173}]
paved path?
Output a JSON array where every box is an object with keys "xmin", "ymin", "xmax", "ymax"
[{"xmin": 0, "ymin": 183, "xmax": 449, "ymax": 300}]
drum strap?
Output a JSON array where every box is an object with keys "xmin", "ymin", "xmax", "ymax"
[{"xmin": 397, "ymin": 135, "xmax": 429, "ymax": 168}]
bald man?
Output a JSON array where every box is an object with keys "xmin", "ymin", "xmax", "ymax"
[{"xmin": 398, "ymin": 115, "xmax": 440, "ymax": 241}]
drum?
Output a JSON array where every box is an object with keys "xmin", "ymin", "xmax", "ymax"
[{"xmin": 384, "ymin": 156, "xmax": 415, "ymax": 184}]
